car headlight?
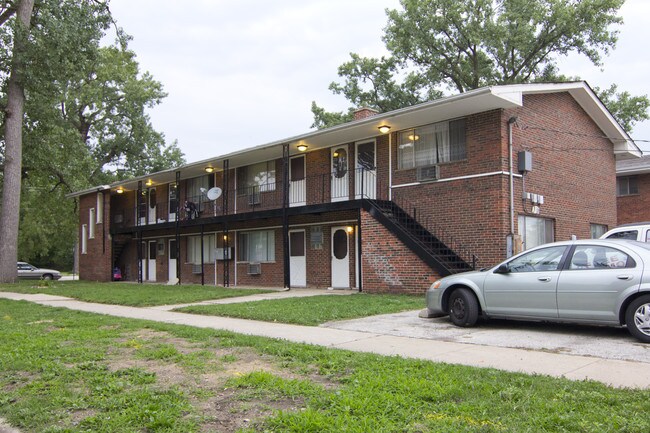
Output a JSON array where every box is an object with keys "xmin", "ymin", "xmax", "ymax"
[{"xmin": 431, "ymin": 281, "xmax": 442, "ymax": 290}]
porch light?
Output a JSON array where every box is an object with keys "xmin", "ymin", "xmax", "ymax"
[
  {"xmin": 116, "ymin": 186, "xmax": 124, "ymax": 194},
  {"xmin": 205, "ymin": 166, "xmax": 214, "ymax": 173},
  {"xmin": 346, "ymin": 226, "xmax": 354, "ymax": 234},
  {"xmin": 333, "ymin": 151, "xmax": 339, "ymax": 157},
  {"xmin": 378, "ymin": 125, "xmax": 391, "ymax": 134},
  {"xmin": 408, "ymin": 134, "xmax": 419, "ymax": 141},
  {"xmin": 297, "ymin": 144, "xmax": 308, "ymax": 152},
  {"xmin": 145, "ymin": 179, "xmax": 153, "ymax": 186},
  {"xmin": 223, "ymin": 234, "xmax": 228, "ymax": 241}
]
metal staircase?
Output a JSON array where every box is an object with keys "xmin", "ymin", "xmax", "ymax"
[{"xmin": 364, "ymin": 199, "xmax": 476, "ymax": 277}]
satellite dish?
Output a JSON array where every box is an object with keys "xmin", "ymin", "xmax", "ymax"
[{"xmin": 206, "ymin": 187, "xmax": 222, "ymax": 200}]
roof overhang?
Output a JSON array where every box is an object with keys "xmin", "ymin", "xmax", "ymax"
[{"xmin": 68, "ymin": 81, "xmax": 641, "ymax": 198}]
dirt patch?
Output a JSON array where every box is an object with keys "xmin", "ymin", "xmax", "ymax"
[{"xmin": 103, "ymin": 329, "xmax": 337, "ymax": 432}]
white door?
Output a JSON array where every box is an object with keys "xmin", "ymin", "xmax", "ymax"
[
  {"xmin": 147, "ymin": 188, "xmax": 157, "ymax": 224},
  {"xmin": 169, "ymin": 184, "xmax": 178, "ymax": 221},
  {"xmin": 147, "ymin": 240, "xmax": 156, "ymax": 281},
  {"xmin": 355, "ymin": 141, "xmax": 376, "ymax": 199},
  {"xmin": 331, "ymin": 147, "xmax": 349, "ymax": 202},
  {"xmin": 289, "ymin": 230, "xmax": 306, "ymax": 287},
  {"xmin": 289, "ymin": 156, "xmax": 306, "ymax": 207},
  {"xmin": 168, "ymin": 239, "xmax": 177, "ymax": 283},
  {"xmin": 331, "ymin": 227, "xmax": 350, "ymax": 288}
]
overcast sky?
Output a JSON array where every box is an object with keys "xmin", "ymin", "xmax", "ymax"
[{"xmin": 106, "ymin": 0, "xmax": 650, "ymax": 163}]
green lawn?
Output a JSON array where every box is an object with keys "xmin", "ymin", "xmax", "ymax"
[
  {"xmin": 1, "ymin": 300, "xmax": 648, "ymax": 433},
  {"xmin": 0, "ymin": 281, "xmax": 272, "ymax": 306},
  {"xmin": 175, "ymin": 293, "xmax": 425, "ymax": 325}
]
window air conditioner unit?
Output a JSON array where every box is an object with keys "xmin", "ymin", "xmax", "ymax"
[
  {"xmin": 192, "ymin": 264, "xmax": 203, "ymax": 274},
  {"xmin": 247, "ymin": 262, "xmax": 261, "ymax": 275},
  {"xmin": 417, "ymin": 165, "xmax": 440, "ymax": 182}
]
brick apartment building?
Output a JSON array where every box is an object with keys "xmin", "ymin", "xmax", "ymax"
[
  {"xmin": 69, "ymin": 82, "xmax": 641, "ymax": 294},
  {"xmin": 616, "ymin": 155, "xmax": 650, "ymax": 225}
]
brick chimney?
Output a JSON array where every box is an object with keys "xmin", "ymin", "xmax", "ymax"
[{"xmin": 353, "ymin": 107, "xmax": 379, "ymax": 120}]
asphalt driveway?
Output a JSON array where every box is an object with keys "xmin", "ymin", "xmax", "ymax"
[{"xmin": 323, "ymin": 310, "xmax": 650, "ymax": 363}]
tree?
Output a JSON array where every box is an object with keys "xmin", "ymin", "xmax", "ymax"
[
  {"xmin": 0, "ymin": 0, "xmax": 35, "ymax": 283},
  {"xmin": 313, "ymin": 0, "xmax": 649, "ymax": 131},
  {"xmin": 0, "ymin": 1, "xmax": 185, "ymax": 278}
]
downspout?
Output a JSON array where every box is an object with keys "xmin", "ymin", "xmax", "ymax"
[{"xmin": 508, "ymin": 116, "xmax": 518, "ymax": 246}]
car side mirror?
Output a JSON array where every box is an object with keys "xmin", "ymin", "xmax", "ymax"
[{"xmin": 495, "ymin": 263, "xmax": 511, "ymax": 274}]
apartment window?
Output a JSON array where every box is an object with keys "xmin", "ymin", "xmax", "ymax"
[
  {"xmin": 89, "ymin": 209, "xmax": 96, "ymax": 239},
  {"xmin": 398, "ymin": 118, "xmax": 466, "ymax": 169},
  {"xmin": 237, "ymin": 161, "xmax": 276, "ymax": 195},
  {"xmin": 590, "ymin": 224, "xmax": 608, "ymax": 239},
  {"xmin": 617, "ymin": 176, "xmax": 639, "ymax": 196},
  {"xmin": 187, "ymin": 234, "xmax": 216, "ymax": 264},
  {"xmin": 518, "ymin": 215, "xmax": 554, "ymax": 250},
  {"xmin": 96, "ymin": 192, "xmax": 103, "ymax": 223},
  {"xmin": 238, "ymin": 230, "xmax": 275, "ymax": 262},
  {"xmin": 81, "ymin": 224, "xmax": 88, "ymax": 254}
]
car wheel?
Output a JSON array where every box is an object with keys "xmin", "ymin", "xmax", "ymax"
[
  {"xmin": 448, "ymin": 288, "xmax": 479, "ymax": 327},
  {"xmin": 42, "ymin": 274, "xmax": 53, "ymax": 281},
  {"xmin": 625, "ymin": 295, "xmax": 650, "ymax": 343}
]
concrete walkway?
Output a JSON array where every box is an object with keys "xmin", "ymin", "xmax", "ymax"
[{"xmin": 1, "ymin": 290, "xmax": 649, "ymax": 389}]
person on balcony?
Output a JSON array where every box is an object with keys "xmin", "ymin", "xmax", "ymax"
[{"xmin": 184, "ymin": 200, "xmax": 199, "ymax": 220}]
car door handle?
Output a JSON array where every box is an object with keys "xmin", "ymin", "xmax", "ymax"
[
  {"xmin": 617, "ymin": 275, "xmax": 634, "ymax": 280},
  {"xmin": 537, "ymin": 277, "xmax": 552, "ymax": 282}
]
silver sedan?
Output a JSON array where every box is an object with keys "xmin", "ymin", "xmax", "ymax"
[
  {"xmin": 17, "ymin": 262, "xmax": 62, "ymax": 280},
  {"xmin": 425, "ymin": 239, "xmax": 650, "ymax": 342}
]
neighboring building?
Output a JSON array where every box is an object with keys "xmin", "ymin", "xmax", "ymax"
[
  {"xmin": 616, "ymin": 155, "xmax": 650, "ymax": 225},
  {"xmin": 68, "ymin": 82, "xmax": 640, "ymax": 294}
]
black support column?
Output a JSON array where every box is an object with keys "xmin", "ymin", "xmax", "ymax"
[
  {"xmin": 136, "ymin": 180, "xmax": 143, "ymax": 284},
  {"xmin": 282, "ymin": 143, "xmax": 290, "ymax": 289},
  {"xmin": 175, "ymin": 171, "xmax": 181, "ymax": 284},
  {"xmin": 222, "ymin": 159, "xmax": 230, "ymax": 287}
]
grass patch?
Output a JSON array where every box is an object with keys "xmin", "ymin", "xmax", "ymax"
[
  {"xmin": 175, "ymin": 293, "xmax": 424, "ymax": 325},
  {"xmin": 0, "ymin": 280, "xmax": 273, "ymax": 306},
  {"xmin": 1, "ymin": 299, "xmax": 649, "ymax": 432}
]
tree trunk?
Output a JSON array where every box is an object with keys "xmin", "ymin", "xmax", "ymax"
[{"xmin": 0, "ymin": 0, "xmax": 34, "ymax": 283}]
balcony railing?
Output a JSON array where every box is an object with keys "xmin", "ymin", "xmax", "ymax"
[{"xmin": 111, "ymin": 168, "xmax": 385, "ymax": 229}]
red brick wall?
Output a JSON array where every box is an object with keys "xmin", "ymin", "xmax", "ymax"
[
  {"xmin": 617, "ymin": 173, "xmax": 650, "ymax": 224},
  {"xmin": 78, "ymin": 192, "xmax": 112, "ymax": 281},
  {"xmin": 361, "ymin": 210, "xmax": 442, "ymax": 294}
]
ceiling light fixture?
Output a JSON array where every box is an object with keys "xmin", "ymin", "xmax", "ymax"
[
  {"xmin": 205, "ymin": 166, "xmax": 214, "ymax": 173},
  {"xmin": 378, "ymin": 125, "xmax": 391, "ymax": 134},
  {"xmin": 116, "ymin": 186, "xmax": 124, "ymax": 194},
  {"xmin": 145, "ymin": 179, "xmax": 153, "ymax": 187},
  {"xmin": 297, "ymin": 144, "xmax": 308, "ymax": 152}
]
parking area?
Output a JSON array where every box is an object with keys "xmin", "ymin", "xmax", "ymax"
[{"xmin": 323, "ymin": 310, "xmax": 650, "ymax": 364}]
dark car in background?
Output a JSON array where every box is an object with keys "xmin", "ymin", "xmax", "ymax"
[{"xmin": 17, "ymin": 262, "xmax": 62, "ymax": 280}]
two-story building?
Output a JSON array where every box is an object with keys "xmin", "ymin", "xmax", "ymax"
[{"xmin": 68, "ymin": 82, "xmax": 640, "ymax": 293}]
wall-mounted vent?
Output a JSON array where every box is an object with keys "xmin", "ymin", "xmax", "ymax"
[
  {"xmin": 192, "ymin": 264, "xmax": 202, "ymax": 274},
  {"xmin": 247, "ymin": 262, "xmax": 261, "ymax": 275},
  {"xmin": 417, "ymin": 165, "xmax": 440, "ymax": 182}
]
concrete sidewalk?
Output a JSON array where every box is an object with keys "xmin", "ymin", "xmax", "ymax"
[{"xmin": 1, "ymin": 291, "xmax": 648, "ymax": 389}]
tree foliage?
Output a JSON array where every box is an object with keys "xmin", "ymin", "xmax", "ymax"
[
  {"xmin": 0, "ymin": 0, "xmax": 185, "ymax": 273},
  {"xmin": 313, "ymin": 0, "xmax": 648, "ymax": 132}
]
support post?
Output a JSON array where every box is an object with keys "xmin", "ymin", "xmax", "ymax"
[
  {"xmin": 136, "ymin": 180, "xmax": 143, "ymax": 284},
  {"xmin": 222, "ymin": 159, "xmax": 230, "ymax": 287},
  {"xmin": 282, "ymin": 143, "xmax": 290, "ymax": 289},
  {"xmin": 175, "ymin": 171, "xmax": 181, "ymax": 284}
]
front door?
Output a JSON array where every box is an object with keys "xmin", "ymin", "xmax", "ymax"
[
  {"xmin": 147, "ymin": 240, "xmax": 157, "ymax": 281},
  {"xmin": 168, "ymin": 239, "xmax": 177, "ymax": 283},
  {"xmin": 355, "ymin": 141, "xmax": 376, "ymax": 199},
  {"xmin": 289, "ymin": 156, "xmax": 306, "ymax": 207},
  {"xmin": 331, "ymin": 147, "xmax": 349, "ymax": 202},
  {"xmin": 289, "ymin": 230, "xmax": 306, "ymax": 287},
  {"xmin": 331, "ymin": 226, "xmax": 350, "ymax": 288},
  {"xmin": 147, "ymin": 188, "xmax": 157, "ymax": 224},
  {"xmin": 169, "ymin": 184, "xmax": 178, "ymax": 221}
]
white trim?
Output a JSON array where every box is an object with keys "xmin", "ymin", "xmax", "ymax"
[
  {"xmin": 391, "ymin": 171, "xmax": 523, "ymax": 189},
  {"xmin": 388, "ymin": 132, "xmax": 393, "ymax": 200}
]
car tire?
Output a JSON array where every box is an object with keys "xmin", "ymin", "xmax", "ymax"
[
  {"xmin": 625, "ymin": 295, "xmax": 650, "ymax": 343},
  {"xmin": 42, "ymin": 274, "xmax": 53, "ymax": 281},
  {"xmin": 448, "ymin": 288, "xmax": 479, "ymax": 327}
]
